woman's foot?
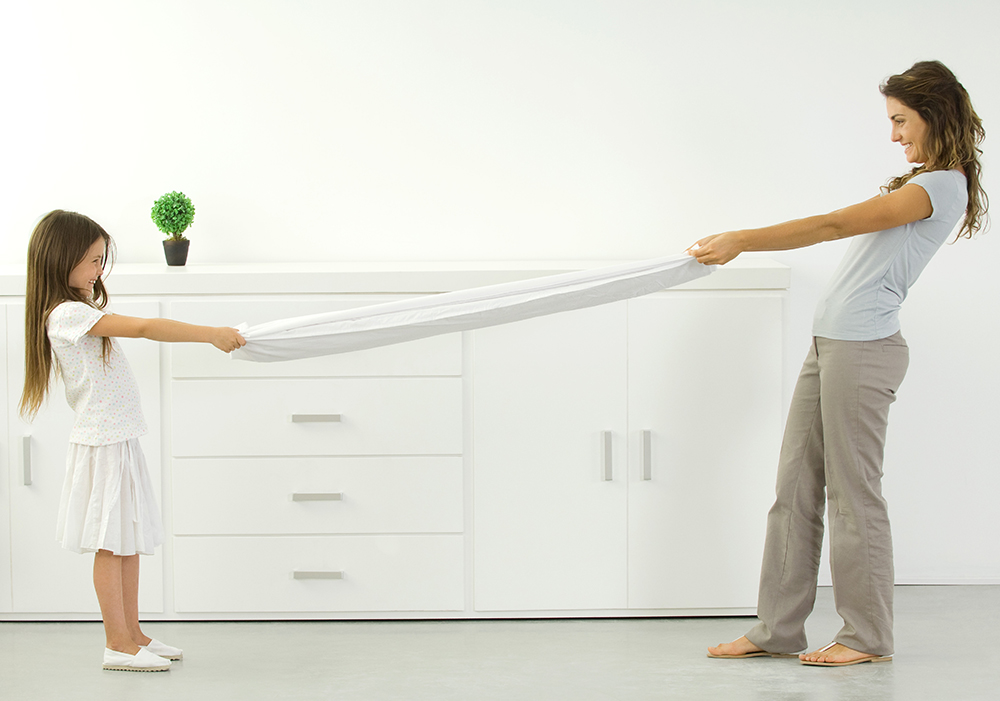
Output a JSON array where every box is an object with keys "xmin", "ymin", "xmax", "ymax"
[
  {"xmin": 799, "ymin": 642, "xmax": 892, "ymax": 666},
  {"xmin": 708, "ymin": 636, "xmax": 797, "ymax": 659}
]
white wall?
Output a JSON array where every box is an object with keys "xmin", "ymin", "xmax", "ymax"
[{"xmin": 1, "ymin": 0, "xmax": 997, "ymax": 583}]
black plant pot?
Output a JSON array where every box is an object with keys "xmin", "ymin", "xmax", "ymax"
[{"xmin": 163, "ymin": 239, "xmax": 190, "ymax": 266}]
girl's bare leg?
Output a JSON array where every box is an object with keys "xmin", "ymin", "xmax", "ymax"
[
  {"xmin": 93, "ymin": 550, "xmax": 140, "ymax": 654},
  {"xmin": 120, "ymin": 554, "xmax": 151, "ymax": 646}
]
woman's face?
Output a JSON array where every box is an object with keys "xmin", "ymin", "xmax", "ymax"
[
  {"xmin": 69, "ymin": 238, "xmax": 106, "ymax": 295},
  {"xmin": 886, "ymin": 97, "xmax": 930, "ymax": 164}
]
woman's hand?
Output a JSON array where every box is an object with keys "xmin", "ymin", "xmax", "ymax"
[
  {"xmin": 686, "ymin": 232, "xmax": 745, "ymax": 266},
  {"xmin": 211, "ymin": 327, "xmax": 247, "ymax": 353}
]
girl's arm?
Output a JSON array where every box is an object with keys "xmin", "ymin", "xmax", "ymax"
[
  {"xmin": 687, "ymin": 182, "xmax": 933, "ymax": 266},
  {"xmin": 88, "ymin": 315, "xmax": 246, "ymax": 353}
]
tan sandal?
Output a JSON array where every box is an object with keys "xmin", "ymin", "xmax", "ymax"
[{"xmin": 799, "ymin": 642, "xmax": 893, "ymax": 667}]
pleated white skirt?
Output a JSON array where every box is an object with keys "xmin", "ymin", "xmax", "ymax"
[{"xmin": 56, "ymin": 438, "xmax": 164, "ymax": 556}]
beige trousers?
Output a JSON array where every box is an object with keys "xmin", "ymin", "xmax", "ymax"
[{"xmin": 746, "ymin": 332, "xmax": 909, "ymax": 657}]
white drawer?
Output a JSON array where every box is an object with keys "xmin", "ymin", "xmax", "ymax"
[
  {"xmin": 168, "ymin": 298, "xmax": 462, "ymax": 378},
  {"xmin": 171, "ymin": 378, "xmax": 463, "ymax": 456},
  {"xmin": 172, "ymin": 457, "xmax": 463, "ymax": 535},
  {"xmin": 173, "ymin": 535, "xmax": 465, "ymax": 612}
]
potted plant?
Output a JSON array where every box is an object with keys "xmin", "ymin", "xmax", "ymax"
[{"xmin": 151, "ymin": 191, "xmax": 196, "ymax": 266}]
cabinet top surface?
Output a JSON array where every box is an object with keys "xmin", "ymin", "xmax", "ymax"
[{"xmin": 0, "ymin": 258, "xmax": 788, "ymax": 297}]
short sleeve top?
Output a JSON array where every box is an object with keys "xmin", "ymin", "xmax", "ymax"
[
  {"xmin": 812, "ymin": 169, "xmax": 968, "ymax": 341},
  {"xmin": 46, "ymin": 301, "xmax": 148, "ymax": 445}
]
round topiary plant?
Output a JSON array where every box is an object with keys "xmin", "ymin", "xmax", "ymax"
[{"xmin": 151, "ymin": 191, "xmax": 195, "ymax": 241}]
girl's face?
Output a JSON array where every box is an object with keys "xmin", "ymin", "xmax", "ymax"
[
  {"xmin": 69, "ymin": 238, "xmax": 106, "ymax": 295},
  {"xmin": 886, "ymin": 97, "xmax": 930, "ymax": 164}
]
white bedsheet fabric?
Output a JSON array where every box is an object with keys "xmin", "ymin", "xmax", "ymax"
[{"xmin": 231, "ymin": 253, "xmax": 715, "ymax": 363}]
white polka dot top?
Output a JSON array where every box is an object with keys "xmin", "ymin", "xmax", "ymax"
[{"xmin": 46, "ymin": 301, "xmax": 148, "ymax": 446}]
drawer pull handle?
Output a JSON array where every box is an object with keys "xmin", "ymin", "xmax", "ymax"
[
  {"xmin": 22, "ymin": 436, "xmax": 32, "ymax": 486},
  {"xmin": 293, "ymin": 570, "xmax": 344, "ymax": 580},
  {"xmin": 291, "ymin": 414, "xmax": 342, "ymax": 423},
  {"xmin": 291, "ymin": 492, "xmax": 344, "ymax": 502},
  {"xmin": 641, "ymin": 430, "xmax": 652, "ymax": 481},
  {"xmin": 602, "ymin": 431, "xmax": 613, "ymax": 481}
]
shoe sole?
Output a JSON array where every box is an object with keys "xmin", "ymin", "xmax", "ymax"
[
  {"xmin": 103, "ymin": 664, "xmax": 171, "ymax": 672},
  {"xmin": 708, "ymin": 652, "xmax": 799, "ymax": 659}
]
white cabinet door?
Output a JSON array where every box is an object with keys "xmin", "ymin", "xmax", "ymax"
[
  {"xmin": 473, "ymin": 304, "xmax": 629, "ymax": 611},
  {"xmin": 626, "ymin": 293, "xmax": 783, "ymax": 609},
  {"xmin": 0, "ymin": 306, "xmax": 9, "ymax": 612},
  {"xmin": 6, "ymin": 302, "xmax": 163, "ymax": 613}
]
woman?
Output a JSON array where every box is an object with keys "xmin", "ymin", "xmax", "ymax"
[{"xmin": 691, "ymin": 61, "xmax": 987, "ymax": 666}]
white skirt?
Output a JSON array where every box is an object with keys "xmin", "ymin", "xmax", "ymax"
[{"xmin": 56, "ymin": 438, "xmax": 164, "ymax": 556}]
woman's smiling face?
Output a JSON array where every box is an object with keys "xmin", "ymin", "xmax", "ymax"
[{"xmin": 887, "ymin": 96, "xmax": 930, "ymax": 164}]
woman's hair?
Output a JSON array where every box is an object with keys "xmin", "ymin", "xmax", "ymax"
[
  {"xmin": 19, "ymin": 210, "xmax": 116, "ymax": 419},
  {"xmin": 880, "ymin": 60, "xmax": 988, "ymax": 239}
]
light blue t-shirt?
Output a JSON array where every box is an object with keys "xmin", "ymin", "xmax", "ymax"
[{"xmin": 812, "ymin": 169, "xmax": 967, "ymax": 341}]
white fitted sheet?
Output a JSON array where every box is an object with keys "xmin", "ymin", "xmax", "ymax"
[{"xmin": 231, "ymin": 253, "xmax": 715, "ymax": 363}]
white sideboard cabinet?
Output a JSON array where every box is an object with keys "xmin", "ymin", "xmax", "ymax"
[{"xmin": 0, "ymin": 259, "xmax": 788, "ymax": 620}]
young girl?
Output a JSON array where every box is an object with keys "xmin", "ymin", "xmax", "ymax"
[
  {"xmin": 693, "ymin": 61, "xmax": 986, "ymax": 666},
  {"xmin": 19, "ymin": 210, "xmax": 245, "ymax": 672}
]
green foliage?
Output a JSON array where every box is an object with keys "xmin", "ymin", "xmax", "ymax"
[{"xmin": 151, "ymin": 191, "xmax": 195, "ymax": 239}]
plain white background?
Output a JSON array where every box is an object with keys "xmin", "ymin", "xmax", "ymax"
[{"xmin": 0, "ymin": 0, "xmax": 996, "ymax": 583}]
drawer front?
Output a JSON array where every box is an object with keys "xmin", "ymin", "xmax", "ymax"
[
  {"xmin": 172, "ymin": 457, "xmax": 463, "ymax": 535},
  {"xmin": 173, "ymin": 535, "xmax": 465, "ymax": 612},
  {"xmin": 169, "ymin": 298, "xmax": 462, "ymax": 378},
  {"xmin": 171, "ymin": 378, "xmax": 463, "ymax": 456}
]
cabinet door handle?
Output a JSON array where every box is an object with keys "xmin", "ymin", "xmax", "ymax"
[
  {"xmin": 293, "ymin": 570, "xmax": 344, "ymax": 580},
  {"xmin": 22, "ymin": 436, "xmax": 32, "ymax": 486},
  {"xmin": 291, "ymin": 414, "xmax": 342, "ymax": 423},
  {"xmin": 291, "ymin": 492, "xmax": 344, "ymax": 502},
  {"xmin": 641, "ymin": 430, "xmax": 652, "ymax": 481},
  {"xmin": 602, "ymin": 431, "xmax": 613, "ymax": 481}
]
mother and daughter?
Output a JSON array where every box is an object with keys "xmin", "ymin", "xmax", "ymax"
[{"xmin": 18, "ymin": 59, "xmax": 985, "ymax": 672}]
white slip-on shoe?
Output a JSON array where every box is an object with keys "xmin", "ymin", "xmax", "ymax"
[
  {"xmin": 141, "ymin": 638, "xmax": 184, "ymax": 660},
  {"xmin": 103, "ymin": 647, "xmax": 171, "ymax": 672}
]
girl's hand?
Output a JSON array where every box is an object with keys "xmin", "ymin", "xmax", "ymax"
[
  {"xmin": 212, "ymin": 327, "xmax": 247, "ymax": 353},
  {"xmin": 686, "ymin": 232, "xmax": 745, "ymax": 266}
]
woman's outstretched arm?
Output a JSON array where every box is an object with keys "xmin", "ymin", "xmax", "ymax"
[{"xmin": 687, "ymin": 182, "xmax": 933, "ymax": 266}]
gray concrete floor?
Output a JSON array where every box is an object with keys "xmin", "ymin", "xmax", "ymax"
[{"xmin": 1, "ymin": 586, "xmax": 996, "ymax": 700}]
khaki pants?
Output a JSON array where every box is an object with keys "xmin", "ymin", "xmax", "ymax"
[{"xmin": 746, "ymin": 333, "xmax": 909, "ymax": 657}]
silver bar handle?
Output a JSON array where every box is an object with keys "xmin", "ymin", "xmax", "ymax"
[
  {"xmin": 293, "ymin": 571, "xmax": 344, "ymax": 580},
  {"xmin": 22, "ymin": 436, "xmax": 32, "ymax": 486},
  {"xmin": 291, "ymin": 414, "xmax": 342, "ymax": 423},
  {"xmin": 291, "ymin": 492, "xmax": 343, "ymax": 502},
  {"xmin": 602, "ymin": 431, "xmax": 613, "ymax": 481},
  {"xmin": 641, "ymin": 430, "xmax": 652, "ymax": 481}
]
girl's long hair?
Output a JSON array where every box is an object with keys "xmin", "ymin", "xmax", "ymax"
[
  {"xmin": 19, "ymin": 210, "xmax": 116, "ymax": 420},
  {"xmin": 880, "ymin": 60, "xmax": 988, "ymax": 239}
]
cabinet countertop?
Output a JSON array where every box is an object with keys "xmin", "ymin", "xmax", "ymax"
[{"xmin": 0, "ymin": 258, "xmax": 788, "ymax": 297}]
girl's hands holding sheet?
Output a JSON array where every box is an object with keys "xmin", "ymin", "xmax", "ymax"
[{"xmin": 211, "ymin": 327, "xmax": 246, "ymax": 353}]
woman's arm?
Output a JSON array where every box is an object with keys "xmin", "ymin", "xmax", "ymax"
[
  {"xmin": 88, "ymin": 315, "xmax": 246, "ymax": 353},
  {"xmin": 687, "ymin": 182, "xmax": 933, "ymax": 266}
]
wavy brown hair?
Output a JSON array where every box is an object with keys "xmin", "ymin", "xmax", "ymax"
[
  {"xmin": 19, "ymin": 210, "xmax": 116, "ymax": 420},
  {"xmin": 880, "ymin": 60, "xmax": 988, "ymax": 239}
]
